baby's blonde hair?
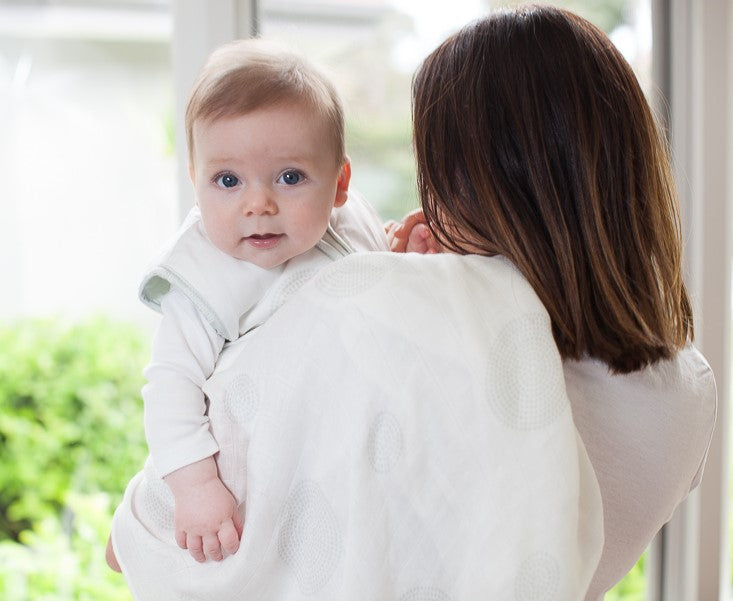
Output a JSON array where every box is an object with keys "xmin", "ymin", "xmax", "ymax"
[{"xmin": 185, "ymin": 38, "xmax": 345, "ymax": 167}]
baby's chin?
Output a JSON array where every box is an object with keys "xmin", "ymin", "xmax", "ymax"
[
  {"xmin": 230, "ymin": 247, "xmax": 303, "ymax": 271},
  {"xmin": 232, "ymin": 252, "xmax": 291, "ymax": 271},
  {"xmin": 223, "ymin": 233, "xmax": 325, "ymax": 270}
]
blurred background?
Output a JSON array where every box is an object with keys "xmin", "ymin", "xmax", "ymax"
[
  {"xmin": 0, "ymin": 0, "xmax": 653, "ymax": 326},
  {"xmin": 0, "ymin": 1, "xmax": 728, "ymax": 600}
]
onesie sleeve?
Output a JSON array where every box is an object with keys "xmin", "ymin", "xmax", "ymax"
[{"xmin": 142, "ymin": 288, "xmax": 225, "ymax": 478}]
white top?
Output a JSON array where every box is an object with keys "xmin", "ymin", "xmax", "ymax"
[
  {"xmin": 140, "ymin": 191, "xmax": 389, "ymax": 477},
  {"xmin": 566, "ymin": 347, "xmax": 716, "ymax": 600}
]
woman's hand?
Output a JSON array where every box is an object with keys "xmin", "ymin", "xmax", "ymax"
[
  {"xmin": 384, "ymin": 209, "xmax": 442, "ymax": 254},
  {"xmin": 165, "ymin": 457, "xmax": 243, "ymax": 563}
]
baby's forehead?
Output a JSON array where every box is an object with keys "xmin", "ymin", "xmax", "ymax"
[
  {"xmin": 195, "ymin": 102, "xmax": 331, "ymax": 140},
  {"xmin": 191, "ymin": 102, "xmax": 342, "ymax": 164}
]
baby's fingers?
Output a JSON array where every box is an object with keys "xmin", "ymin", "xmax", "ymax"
[
  {"xmin": 219, "ymin": 520, "xmax": 241, "ymax": 556},
  {"xmin": 405, "ymin": 224, "xmax": 436, "ymax": 254},
  {"xmin": 400, "ymin": 208, "xmax": 427, "ymax": 232},
  {"xmin": 203, "ymin": 533, "xmax": 223, "ymax": 561},
  {"xmin": 385, "ymin": 221, "xmax": 408, "ymax": 252},
  {"xmin": 233, "ymin": 508, "xmax": 244, "ymax": 538},
  {"xmin": 186, "ymin": 533, "xmax": 206, "ymax": 563},
  {"xmin": 175, "ymin": 529, "xmax": 187, "ymax": 550}
]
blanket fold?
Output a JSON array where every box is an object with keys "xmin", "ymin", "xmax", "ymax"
[{"xmin": 112, "ymin": 252, "xmax": 603, "ymax": 601}]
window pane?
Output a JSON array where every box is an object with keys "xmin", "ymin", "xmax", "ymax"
[
  {"xmin": 260, "ymin": 0, "xmax": 651, "ymax": 223},
  {"xmin": 0, "ymin": 0, "xmax": 176, "ymax": 327}
]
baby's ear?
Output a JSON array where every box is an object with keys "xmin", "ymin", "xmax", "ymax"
[{"xmin": 334, "ymin": 161, "xmax": 351, "ymax": 207}]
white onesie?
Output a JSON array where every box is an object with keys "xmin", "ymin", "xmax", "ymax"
[{"xmin": 138, "ymin": 191, "xmax": 389, "ymax": 477}]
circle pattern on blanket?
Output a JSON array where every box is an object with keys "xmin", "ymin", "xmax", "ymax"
[
  {"xmin": 485, "ymin": 313, "xmax": 567, "ymax": 430},
  {"xmin": 315, "ymin": 255, "xmax": 387, "ymax": 296},
  {"xmin": 223, "ymin": 373, "xmax": 259, "ymax": 423},
  {"xmin": 269, "ymin": 268, "xmax": 317, "ymax": 313},
  {"xmin": 399, "ymin": 586, "xmax": 451, "ymax": 601},
  {"xmin": 142, "ymin": 476, "xmax": 175, "ymax": 531},
  {"xmin": 278, "ymin": 480, "xmax": 343, "ymax": 594},
  {"xmin": 514, "ymin": 552, "xmax": 561, "ymax": 601},
  {"xmin": 368, "ymin": 412, "xmax": 403, "ymax": 473}
]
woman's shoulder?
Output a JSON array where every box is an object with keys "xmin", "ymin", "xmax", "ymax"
[
  {"xmin": 328, "ymin": 252, "xmax": 540, "ymax": 309},
  {"xmin": 291, "ymin": 250, "xmax": 555, "ymax": 367},
  {"xmin": 565, "ymin": 344, "xmax": 716, "ymax": 598},
  {"xmin": 565, "ymin": 343, "xmax": 716, "ymax": 494},
  {"xmin": 565, "ymin": 344, "xmax": 716, "ymax": 421}
]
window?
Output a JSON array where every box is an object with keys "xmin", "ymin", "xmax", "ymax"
[
  {"xmin": 1, "ymin": 2, "xmax": 729, "ymax": 599},
  {"xmin": 0, "ymin": 0, "xmax": 175, "ymax": 328},
  {"xmin": 259, "ymin": 0, "xmax": 651, "ymax": 224}
]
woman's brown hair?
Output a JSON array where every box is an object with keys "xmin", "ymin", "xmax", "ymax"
[{"xmin": 412, "ymin": 4, "xmax": 692, "ymax": 373}]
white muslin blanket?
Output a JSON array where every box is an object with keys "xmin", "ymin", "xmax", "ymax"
[{"xmin": 112, "ymin": 252, "xmax": 604, "ymax": 601}]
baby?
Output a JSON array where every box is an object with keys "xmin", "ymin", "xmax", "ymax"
[{"xmin": 107, "ymin": 38, "xmax": 389, "ymax": 569}]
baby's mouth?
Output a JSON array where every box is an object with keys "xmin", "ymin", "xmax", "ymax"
[{"xmin": 245, "ymin": 233, "xmax": 283, "ymax": 249}]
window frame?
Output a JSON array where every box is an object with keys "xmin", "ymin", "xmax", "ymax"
[
  {"xmin": 171, "ymin": 0, "xmax": 258, "ymax": 215},
  {"xmin": 651, "ymin": 0, "xmax": 732, "ymax": 599}
]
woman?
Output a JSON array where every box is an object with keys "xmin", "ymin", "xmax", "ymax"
[
  {"xmin": 110, "ymin": 6, "xmax": 715, "ymax": 600},
  {"xmin": 392, "ymin": 5, "xmax": 716, "ymax": 598}
]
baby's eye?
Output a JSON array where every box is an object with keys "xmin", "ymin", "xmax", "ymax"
[
  {"xmin": 215, "ymin": 173, "xmax": 239, "ymax": 188},
  {"xmin": 278, "ymin": 170, "xmax": 304, "ymax": 186}
]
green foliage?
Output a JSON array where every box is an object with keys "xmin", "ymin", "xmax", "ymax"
[
  {"xmin": 606, "ymin": 553, "xmax": 646, "ymax": 601},
  {"xmin": 162, "ymin": 107, "xmax": 176, "ymax": 158},
  {"xmin": 0, "ymin": 493, "xmax": 133, "ymax": 600},
  {"xmin": 0, "ymin": 316, "xmax": 148, "ymax": 599}
]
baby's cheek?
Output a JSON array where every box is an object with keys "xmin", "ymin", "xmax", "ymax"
[{"xmin": 205, "ymin": 219, "xmax": 239, "ymax": 255}]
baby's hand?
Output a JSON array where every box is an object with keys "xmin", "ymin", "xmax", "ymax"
[
  {"xmin": 384, "ymin": 209, "xmax": 442, "ymax": 254},
  {"xmin": 165, "ymin": 459, "xmax": 243, "ymax": 563}
]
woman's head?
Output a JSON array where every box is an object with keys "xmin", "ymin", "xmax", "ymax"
[{"xmin": 412, "ymin": 4, "xmax": 692, "ymax": 372}]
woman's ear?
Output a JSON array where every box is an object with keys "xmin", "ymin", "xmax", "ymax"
[{"xmin": 334, "ymin": 161, "xmax": 351, "ymax": 207}]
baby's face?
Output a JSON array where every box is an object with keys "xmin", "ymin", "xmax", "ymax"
[{"xmin": 190, "ymin": 102, "xmax": 348, "ymax": 269}]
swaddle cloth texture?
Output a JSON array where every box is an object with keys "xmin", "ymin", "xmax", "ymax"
[{"xmin": 112, "ymin": 252, "xmax": 604, "ymax": 601}]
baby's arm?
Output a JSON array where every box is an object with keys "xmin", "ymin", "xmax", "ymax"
[
  {"xmin": 144, "ymin": 289, "xmax": 241, "ymax": 562},
  {"xmin": 384, "ymin": 208, "xmax": 442, "ymax": 254}
]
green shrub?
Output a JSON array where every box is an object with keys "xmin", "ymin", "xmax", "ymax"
[
  {"xmin": 0, "ymin": 316, "xmax": 148, "ymax": 599},
  {"xmin": 605, "ymin": 553, "xmax": 646, "ymax": 600}
]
